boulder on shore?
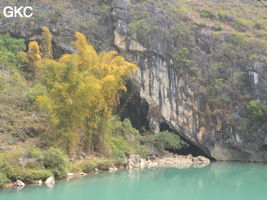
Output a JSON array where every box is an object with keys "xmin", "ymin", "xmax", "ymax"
[
  {"xmin": 67, "ymin": 172, "xmax": 74, "ymax": 177},
  {"xmin": 80, "ymin": 172, "xmax": 87, "ymax": 176},
  {"xmin": 15, "ymin": 180, "xmax": 25, "ymax": 188},
  {"xmin": 45, "ymin": 176, "xmax": 55, "ymax": 185},
  {"xmin": 128, "ymin": 154, "xmax": 211, "ymax": 169}
]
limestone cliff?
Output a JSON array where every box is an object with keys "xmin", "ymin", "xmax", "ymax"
[{"xmin": 1, "ymin": 0, "xmax": 267, "ymax": 161}]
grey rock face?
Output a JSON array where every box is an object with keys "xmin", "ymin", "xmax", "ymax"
[
  {"xmin": 112, "ymin": 0, "xmax": 267, "ymax": 162},
  {"xmin": 0, "ymin": 0, "xmax": 266, "ymax": 161}
]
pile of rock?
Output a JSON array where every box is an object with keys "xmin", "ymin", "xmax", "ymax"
[{"xmin": 128, "ymin": 154, "xmax": 210, "ymax": 169}]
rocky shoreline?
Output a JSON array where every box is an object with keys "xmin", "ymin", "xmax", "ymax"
[
  {"xmin": 2, "ymin": 154, "xmax": 210, "ymax": 190},
  {"xmin": 128, "ymin": 154, "xmax": 210, "ymax": 169}
]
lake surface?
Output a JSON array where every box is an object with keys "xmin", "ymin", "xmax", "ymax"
[{"xmin": 1, "ymin": 162, "xmax": 267, "ymax": 200}]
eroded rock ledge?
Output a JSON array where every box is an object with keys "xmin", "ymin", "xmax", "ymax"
[{"xmin": 128, "ymin": 154, "xmax": 210, "ymax": 169}]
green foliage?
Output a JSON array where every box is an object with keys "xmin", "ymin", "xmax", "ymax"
[
  {"xmin": 8, "ymin": 167, "xmax": 52, "ymax": 182},
  {"xmin": 141, "ymin": 131, "xmax": 188, "ymax": 152},
  {"xmin": 78, "ymin": 161, "xmax": 97, "ymax": 173},
  {"xmin": 128, "ymin": 19, "xmax": 154, "ymax": 36},
  {"xmin": 253, "ymin": 20, "xmax": 265, "ymax": 30},
  {"xmin": 172, "ymin": 48, "xmax": 194, "ymax": 69},
  {"xmin": 24, "ymin": 83, "xmax": 46, "ymax": 103},
  {"xmin": 105, "ymin": 117, "xmax": 145, "ymax": 159},
  {"xmin": 200, "ymin": 9, "xmax": 215, "ymax": 19},
  {"xmin": 238, "ymin": 18, "xmax": 252, "ymax": 26},
  {"xmin": 213, "ymin": 23, "xmax": 223, "ymax": 31},
  {"xmin": 218, "ymin": 10, "xmax": 229, "ymax": 21},
  {"xmin": 138, "ymin": 145, "xmax": 149, "ymax": 158},
  {"xmin": 127, "ymin": 2, "xmax": 157, "ymax": 38},
  {"xmin": 0, "ymin": 78, "xmax": 5, "ymax": 91},
  {"xmin": 110, "ymin": 117, "xmax": 139, "ymax": 138},
  {"xmin": 0, "ymin": 151, "xmax": 50, "ymax": 183},
  {"xmin": 0, "ymin": 34, "xmax": 25, "ymax": 71},
  {"xmin": 27, "ymin": 148, "xmax": 43, "ymax": 159},
  {"xmin": 0, "ymin": 173, "xmax": 9, "ymax": 187},
  {"xmin": 108, "ymin": 137, "xmax": 136, "ymax": 159},
  {"xmin": 25, "ymin": 161, "xmax": 44, "ymax": 170},
  {"xmin": 246, "ymin": 100, "xmax": 267, "ymax": 129},
  {"xmin": 77, "ymin": 158, "xmax": 117, "ymax": 173},
  {"xmin": 97, "ymin": 160, "xmax": 114, "ymax": 170},
  {"xmin": 0, "ymin": 152, "xmax": 21, "ymax": 173},
  {"xmin": 43, "ymin": 148, "xmax": 70, "ymax": 178}
]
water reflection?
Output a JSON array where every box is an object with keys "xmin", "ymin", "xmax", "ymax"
[{"xmin": 1, "ymin": 162, "xmax": 267, "ymax": 200}]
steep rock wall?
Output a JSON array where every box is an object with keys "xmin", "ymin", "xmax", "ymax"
[{"xmin": 112, "ymin": 0, "xmax": 267, "ymax": 161}]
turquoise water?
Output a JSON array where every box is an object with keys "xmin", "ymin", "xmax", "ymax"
[{"xmin": 1, "ymin": 162, "xmax": 267, "ymax": 200}]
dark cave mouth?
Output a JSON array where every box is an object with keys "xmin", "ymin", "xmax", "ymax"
[
  {"xmin": 159, "ymin": 122, "xmax": 215, "ymax": 160},
  {"xmin": 118, "ymin": 81, "xmax": 215, "ymax": 160}
]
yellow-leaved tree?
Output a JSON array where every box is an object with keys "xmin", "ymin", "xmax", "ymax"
[
  {"xmin": 22, "ymin": 27, "xmax": 52, "ymax": 78},
  {"xmin": 41, "ymin": 26, "xmax": 53, "ymax": 59},
  {"xmin": 36, "ymin": 31, "xmax": 138, "ymax": 155},
  {"xmin": 25, "ymin": 41, "xmax": 41, "ymax": 77}
]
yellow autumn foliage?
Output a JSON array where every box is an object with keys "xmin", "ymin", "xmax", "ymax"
[
  {"xmin": 41, "ymin": 26, "xmax": 53, "ymax": 59},
  {"xmin": 27, "ymin": 41, "xmax": 41, "ymax": 75},
  {"xmin": 36, "ymin": 31, "xmax": 138, "ymax": 154}
]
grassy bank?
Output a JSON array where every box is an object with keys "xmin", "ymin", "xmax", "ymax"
[{"xmin": 0, "ymin": 148, "xmax": 126, "ymax": 188}]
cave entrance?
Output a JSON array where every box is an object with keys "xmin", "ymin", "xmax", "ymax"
[
  {"xmin": 118, "ymin": 82, "xmax": 214, "ymax": 160},
  {"xmin": 118, "ymin": 81, "xmax": 150, "ymax": 131},
  {"xmin": 160, "ymin": 122, "xmax": 214, "ymax": 159}
]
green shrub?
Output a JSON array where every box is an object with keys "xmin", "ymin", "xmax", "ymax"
[
  {"xmin": 172, "ymin": 48, "xmax": 193, "ymax": 69},
  {"xmin": 25, "ymin": 161, "xmax": 44, "ymax": 169},
  {"xmin": 110, "ymin": 117, "xmax": 139, "ymax": 138},
  {"xmin": 128, "ymin": 19, "xmax": 154, "ymax": 36},
  {"xmin": 200, "ymin": 9, "xmax": 215, "ymax": 19},
  {"xmin": 0, "ymin": 152, "xmax": 21, "ymax": 172},
  {"xmin": 24, "ymin": 83, "xmax": 46, "ymax": 103},
  {"xmin": 78, "ymin": 158, "xmax": 117, "ymax": 172},
  {"xmin": 108, "ymin": 137, "xmax": 136, "ymax": 159},
  {"xmin": 141, "ymin": 131, "xmax": 188, "ymax": 152},
  {"xmin": 43, "ymin": 148, "xmax": 70, "ymax": 178},
  {"xmin": 78, "ymin": 161, "xmax": 97, "ymax": 173},
  {"xmin": 218, "ymin": 10, "xmax": 228, "ymax": 21},
  {"xmin": 0, "ymin": 34, "xmax": 25, "ymax": 71},
  {"xmin": 246, "ymin": 100, "xmax": 267, "ymax": 129},
  {"xmin": 23, "ymin": 148, "xmax": 44, "ymax": 169},
  {"xmin": 253, "ymin": 21, "xmax": 264, "ymax": 30},
  {"xmin": 69, "ymin": 164, "xmax": 82, "ymax": 173},
  {"xmin": 8, "ymin": 168, "xmax": 52, "ymax": 182},
  {"xmin": 97, "ymin": 160, "xmax": 113, "ymax": 170},
  {"xmin": 213, "ymin": 23, "xmax": 222, "ymax": 31},
  {"xmin": 0, "ymin": 76, "xmax": 5, "ymax": 91},
  {"xmin": 138, "ymin": 145, "xmax": 149, "ymax": 158},
  {"xmin": 27, "ymin": 147, "xmax": 43, "ymax": 159},
  {"xmin": 0, "ymin": 173, "xmax": 9, "ymax": 187},
  {"xmin": 112, "ymin": 158, "xmax": 126, "ymax": 167}
]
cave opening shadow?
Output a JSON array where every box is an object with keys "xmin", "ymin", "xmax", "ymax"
[
  {"xmin": 160, "ymin": 122, "xmax": 215, "ymax": 160},
  {"xmin": 118, "ymin": 81, "xmax": 150, "ymax": 131}
]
